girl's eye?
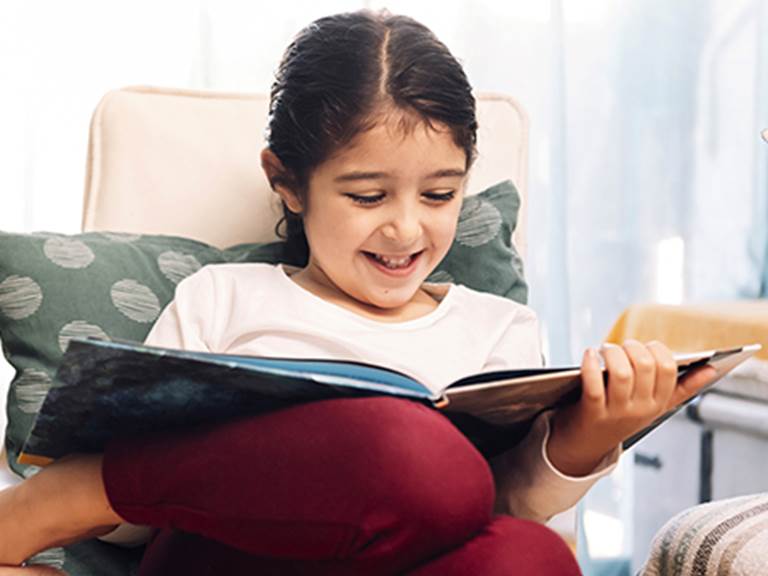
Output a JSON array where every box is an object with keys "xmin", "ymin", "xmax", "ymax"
[
  {"xmin": 346, "ymin": 194, "xmax": 385, "ymax": 205},
  {"xmin": 424, "ymin": 191, "xmax": 456, "ymax": 202},
  {"xmin": 344, "ymin": 190, "xmax": 456, "ymax": 205}
]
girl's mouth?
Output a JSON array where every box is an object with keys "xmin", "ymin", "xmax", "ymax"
[{"xmin": 363, "ymin": 250, "xmax": 423, "ymax": 276}]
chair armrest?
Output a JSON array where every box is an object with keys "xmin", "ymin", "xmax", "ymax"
[{"xmin": 641, "ymin": 493, "xmax": 768, "ymax": 575}]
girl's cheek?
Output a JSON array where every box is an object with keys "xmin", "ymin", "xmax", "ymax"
[{"xmin": 440, "ymin": 214, "xmax": 461, "ymax": 236}]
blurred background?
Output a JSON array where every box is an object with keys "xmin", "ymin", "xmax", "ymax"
[{"xmin": 2, "ymin": 0, "xmax": 768, "ymax": 573}]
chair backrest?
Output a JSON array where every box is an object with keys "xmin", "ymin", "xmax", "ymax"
[{"xmin": 82, "ymin": 86, "xmax": 529, "ymax": 256}]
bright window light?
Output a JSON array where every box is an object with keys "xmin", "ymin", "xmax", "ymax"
[
  {"xmin": 563, "ymin": 0, "xmax": 614, "ymax": 23},
  {"xmin": 476, "ymin": 0, "xmax": 551, "ymax": 22},
  {"xmin": 583, "ymin": 509, "xmax": 625, "ymax": 558},
  {"xmin": 656, "ymin": 236, "xmax": 685, "ymax": 304}
]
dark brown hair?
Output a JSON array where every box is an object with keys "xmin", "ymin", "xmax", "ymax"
[{"xmin": 266, "ymin": 10, "xmax": 478, "ymax": 261}]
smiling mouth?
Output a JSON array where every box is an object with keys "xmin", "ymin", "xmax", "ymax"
[{"xmin": 363, "ymin": 250, "xmax": 424, "ymax": 270}]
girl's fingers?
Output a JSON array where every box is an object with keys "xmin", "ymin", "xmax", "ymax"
[
  {"xmin": 580, "ymin": 347, "xmax": 606, "ymax": 414},
  {"xmin": 646, "ymin": 341, "xmax": 677, "ymax": 405},
  {"xmin": 622, "ymin": 339, "xmax": 656, "ymax": 401},
  {"xmin": 601, "ymin": 342, "xmax": 633, "ymax": 409},
  {"xmin": 668, "ymin": 364, "xmax": 718, "ymax": 409}
]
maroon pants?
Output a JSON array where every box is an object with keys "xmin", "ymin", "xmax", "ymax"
[{"xmin": 102, "ymin": 397, "xmax": 581, "ymax": 575}]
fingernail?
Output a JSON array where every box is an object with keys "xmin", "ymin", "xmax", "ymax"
[
  {"xmin": 601, "ymin": 342, "xmax": 620, "ymax": 349},
  {"xmin": 586, "ymin": 347, "xmax": 606, "ymax": 369}
]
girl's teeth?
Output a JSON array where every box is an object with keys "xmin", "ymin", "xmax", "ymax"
[{"xmin": 372, "ymin": 253, "xmax": 413, "ymax": 268}]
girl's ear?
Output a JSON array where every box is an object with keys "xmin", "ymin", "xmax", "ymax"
[{"xmin": 260, "ymin": 148, "xmax": 303, "ymax": 214}]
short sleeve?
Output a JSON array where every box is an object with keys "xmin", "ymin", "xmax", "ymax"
[
  {"xmin": 481, "ymin": 306, "xmax": 543, "ymax": 372},
  {"xmin": 144, "ymin": 266, "xmax": 218, "ymax": 351}
]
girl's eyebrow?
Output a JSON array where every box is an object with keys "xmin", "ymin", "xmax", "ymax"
[{"xmin": 333, "ymin": 168, "xmax": 466, "ymax": 183}]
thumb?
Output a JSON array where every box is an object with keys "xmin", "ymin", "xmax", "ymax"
[{"xmin": 667, "ymin": 365, "xmax": 718, "ymax": 409}]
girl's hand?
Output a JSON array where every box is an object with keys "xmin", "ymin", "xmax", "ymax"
[{"xmin": 547, "ymin": 339, "xmax": 717, "ymax": 477}]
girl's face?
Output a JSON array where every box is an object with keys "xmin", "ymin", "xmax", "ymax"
[{"xmin": 279, "ymin": 114, "xmax": 467, "ymax": 314}]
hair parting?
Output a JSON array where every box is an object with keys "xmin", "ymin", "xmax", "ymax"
[{"xmin": 265, "ymin": 10, "xmax": 478, "ymax": 262}]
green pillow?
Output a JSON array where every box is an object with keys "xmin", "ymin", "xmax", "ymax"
[
  {"xmin": 0, "ymin": 179, "xmax": 525, "ymax": 574},
  {"xmin": 434, "ymin": 180, "xmax": 526, "ymax": 302}
]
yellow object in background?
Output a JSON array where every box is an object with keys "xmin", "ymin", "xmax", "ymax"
[{"xmin": 606, "ymin": 301, "xmax": 768, "ymax": 361}]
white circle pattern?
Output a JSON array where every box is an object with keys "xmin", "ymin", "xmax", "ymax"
[
  {"xmin": 0, "ymin": 275, "xmax": 43, "ymax": 319},
  {"xmin": 43, "ymin": 237, "xmax": 95, "ymax": 269},
  {"xmin": 101, "ymin": 232, "xmax": 142, "ymax": 242},
  {"xmin": 455, "ymin": 197, "xmax": 503, "ymax": 247},
  {"xmin": 58, "ymin": 320, "xmax": 111, "ymax": 353},
  {"xmin": 158, "ymin": 251, "xmax": 202, "ymax": 284},
  {"xmin": 21, "ymin": 464, "xmax": 42, "ymax": 479},
  {"xmin": 15, "ymin": 369, "xmax": 52, "ymax": 414},
  {"xmin": 26, "ymin": 547, "xmax": 66, "ymax": 570},
  {"xmin": 111, "ymin": 279, "xmax": 161, "ymax": 323}
]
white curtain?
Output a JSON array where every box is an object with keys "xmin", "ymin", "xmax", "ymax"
[{"xmin": 2, "ymin": 0, "xmax": 767, "ymax": 571}]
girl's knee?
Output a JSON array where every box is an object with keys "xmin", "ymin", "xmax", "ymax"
[
  {"xmin": 407, "ymin": 516, "xmax": 581, "ymax": 576},
  {"xmin": 488, "ymin": 516, "xmax": 581, "ymax": 575},
  {"xmin": 347, "ymin": 397, "xmax": 495, "ymax": 545}
]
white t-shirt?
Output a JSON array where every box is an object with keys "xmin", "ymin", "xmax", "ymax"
[{"xmin": 101, "ymin": 263, "xmax": 619, "ymax": 546}]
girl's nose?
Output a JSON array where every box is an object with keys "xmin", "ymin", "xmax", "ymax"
[{"xmin": 381, "ymin": 207, "xmax": 422, "ymax": 246}]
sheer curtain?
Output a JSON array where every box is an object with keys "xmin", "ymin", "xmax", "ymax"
[{"xmin": 2, "ymin": 0, "xmax": 767, "ymax": 570}]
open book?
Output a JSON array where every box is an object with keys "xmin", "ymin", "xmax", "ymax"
[{"xmin": 18, "ymin": 338, "xmax": 761, "ymax": 466}]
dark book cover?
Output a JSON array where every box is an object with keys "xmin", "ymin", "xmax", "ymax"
[{"xmin": 19, "ymin": 338, "xmax": 760, "ymax": 465}]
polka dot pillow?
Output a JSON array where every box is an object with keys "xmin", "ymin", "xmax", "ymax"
[{"xmin": 0, "ymin": 179, "xmax": 525, "ymax": 478}]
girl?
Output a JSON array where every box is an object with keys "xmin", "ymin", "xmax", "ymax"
[{"xmin": 0, "ymin": 10, "xmax": 715, "ymax": 576}]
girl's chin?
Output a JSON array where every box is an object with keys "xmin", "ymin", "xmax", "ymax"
[{"xmin": 361, "ymin": 285, "xmax": 426, "ymax": 310}]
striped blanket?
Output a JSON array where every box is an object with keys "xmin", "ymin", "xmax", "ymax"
[{"xmin": 640, "ymin": 493, "xmax": 768, "ymax": 576}]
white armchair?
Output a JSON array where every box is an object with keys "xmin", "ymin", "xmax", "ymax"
[{"xmin": 1, "ymin": 84, "xmax": 530, "ymax": 484}]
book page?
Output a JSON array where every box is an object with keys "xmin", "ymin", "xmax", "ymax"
[{"xmin": 442, "ymin": 345, "xmax": 761, "ymax": 428}]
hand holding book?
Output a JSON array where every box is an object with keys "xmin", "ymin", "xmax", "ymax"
[
  {"xmin": 547, "ymin": 340, "xmax": 718, "ymax": 476},
  {"xmin": 18, "ymin": 338, "xmax": 760, "ymax": 466}
]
